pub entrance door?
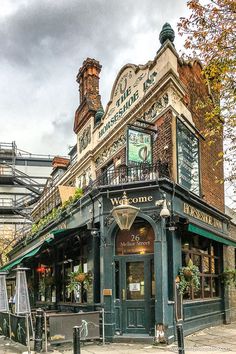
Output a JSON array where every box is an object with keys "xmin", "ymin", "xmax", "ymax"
[
  {"xmin": 114, "ymin": 220, "xmax": 155, "ymax": 335},
  {"xmin": 114, "ymin": 255, "xmax": 155, "ymax": 334}
]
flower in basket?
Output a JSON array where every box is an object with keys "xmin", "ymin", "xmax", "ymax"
[
  {"xmin": 179, "ymin": 259, "xmax": 200, "ymax": 295},
  {"xmin": 67, "ymin": 265, "xmax": 93, "ymax": 294}
]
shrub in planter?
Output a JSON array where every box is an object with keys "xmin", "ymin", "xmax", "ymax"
[{"xmin": 220, "ymin": 268, "xmax": 236, "ymax": 287}]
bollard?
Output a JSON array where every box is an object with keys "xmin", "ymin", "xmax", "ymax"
[
  {"xmin": 34, "ymin": 308, "xmax": 44, "ymax": 353},
  {"xmin": 73, "ymin": 326, "xmax": 81, "ymax": 354},
  {"xmin": 176, "ymin": 322, "xmax": 185, "ymax": 354}
]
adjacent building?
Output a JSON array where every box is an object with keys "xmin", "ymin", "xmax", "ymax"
[
  {"xmin": 0, "ymin": 141, "xmax": 53, "ymax": 265},
  {"xmin": 2, "ymin": 24, "xmax": 236, "ymax": 343}
]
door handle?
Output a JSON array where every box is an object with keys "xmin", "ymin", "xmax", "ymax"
[{"xmin": 122, "ymin": 289, "xmax": 126, "ymax": 300}]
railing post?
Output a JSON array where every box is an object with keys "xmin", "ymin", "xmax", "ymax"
[
  {"xmin": 34, "ymin": 308, "xmax": 44, "ymax": 353},
  {"xmin": 73, "ymin": 326, "xmax": 81, "ymax": 354}
]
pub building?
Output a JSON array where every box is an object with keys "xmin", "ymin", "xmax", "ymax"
[{"xmin": 2, "ymin": 23, "xmax": 236, "ymax": 343}]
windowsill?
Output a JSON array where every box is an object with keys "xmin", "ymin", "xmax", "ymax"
[
  {"xmin": 57, "ymin": 301, "xmax": 92, "ymax": 307},
  {"xmin": 183, "ymin": 297, "xmax": 222, "ymax": 304}
]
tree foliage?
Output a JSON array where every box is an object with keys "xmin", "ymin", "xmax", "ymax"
[{"xmin": 178, "ymin": 0, "xmax": 236, "ymax": 206}]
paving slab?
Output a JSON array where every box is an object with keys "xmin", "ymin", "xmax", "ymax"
[{"xmin": 0, "ymin": 323, "xmax": 236, "ymax": 354}]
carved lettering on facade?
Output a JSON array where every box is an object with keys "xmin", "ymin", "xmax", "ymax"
[
  {"xmin": 110, "ymin": 195, "xmax": 153, "ymax": 206},
  {"xmin": 183, "ymin": 203, "xmax": 223, "ymax": 229}
]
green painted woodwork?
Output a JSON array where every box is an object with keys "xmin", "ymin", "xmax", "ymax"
[
  {"xmin": 1, "ymin": 246, "xmax": 41, "ymax": 271},
  {"xmin": 114, "ymin": 254, "xmax": 154, "ymax": 334},
  {"xmin": 188, "ymin": 224, "xmax": 236, "ymax": 247}
]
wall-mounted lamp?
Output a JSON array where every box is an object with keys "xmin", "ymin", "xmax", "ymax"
[
  {"xmin": 111, "ymin": 192, "xmax": 140, "ymax": 230},
  {"xmin": 155, "ymin": 194, "xmax": 170, "ymax": 218}
]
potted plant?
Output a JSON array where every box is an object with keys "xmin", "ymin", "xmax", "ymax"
[
  {"xmin": 179, "ymin": 259, "xmax": 200, "ymax": 295},
  {"xmin": 220, "ymin": 268, "xmax": 236, "ymax": 287}
]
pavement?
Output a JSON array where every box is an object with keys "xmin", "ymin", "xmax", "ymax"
[{"xmin": 0, "ymin": 322, "xmax": 236, "ymax": 354}]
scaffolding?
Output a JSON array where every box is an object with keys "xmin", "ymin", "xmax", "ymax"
[{"xmin": 0, "ymin": 142, "xmax": 54, "ymax": 254}]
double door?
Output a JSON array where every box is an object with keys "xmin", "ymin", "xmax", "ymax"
[{"xmin": 114, "ymin": 254, "xmax": 155, "ymax": 335}]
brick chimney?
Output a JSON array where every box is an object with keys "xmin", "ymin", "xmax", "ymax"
[
  {"xmin": 52, "ymin": 156, "xmax": 70, "ymax": 170},
  {"xmin": 76, "ymin": 58, "xmax": 102, "ymax": 104},
  {"xmin": 74, "ymin": 58, "xmax": 102, "ymax": 134}
]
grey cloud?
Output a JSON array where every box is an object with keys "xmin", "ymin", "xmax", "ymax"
[
  {"xmin": 40, "ymin": 113, "xmax": 75, "ymax": 155},
  {"xmin": 0, "ymin": 0, "xmax": 183, "ymax": 68},
  {"xmin": 0, "ymin": 0, "xmax": 188, "ymax": 155}
]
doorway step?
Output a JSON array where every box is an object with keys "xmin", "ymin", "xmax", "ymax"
[{"xmin": 113, "ymin": 334, "xmax": 154, "ymax": 343}]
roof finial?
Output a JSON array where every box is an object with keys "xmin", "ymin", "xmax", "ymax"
[{"xmin": 159, "ymin": 23, "xmax": 175, "ymax": 45}]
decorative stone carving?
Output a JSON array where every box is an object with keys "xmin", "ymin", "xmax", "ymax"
[
  {"xmin": 79, "ymin": 125, "xmax": 91, "ymax": 153},
  {"xmin": 114, "ymin": 71, "xmax": 133, "ymax": 97},
  {"xmin": 148, "ymin": 212, "xmax": 161, "ymax": 223},
  {"xmin": 95, "ymin": 134, "xmax": 126, "ymax": 167},
  {"xmin": 133, "ymin": 73, "xmax": 146, "ymax": 88},
  {"xmin": 77, "ymin": 166, "xmax": 92, "ymax": 188},
  {"xmin": 104, "ymin": 215, "xmax": 114, "ymax": 227},
  {"xmin": 134, "ymin": 92, "xmax": 169, "ymax": 125}
]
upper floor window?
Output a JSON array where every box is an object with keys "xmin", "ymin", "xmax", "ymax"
[{"xmin": 176, "ymin": 119, "xmax": 200, "ymax": 195}]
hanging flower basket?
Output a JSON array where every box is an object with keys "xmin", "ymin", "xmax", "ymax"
[
  {"xmin": 178, "ymin": 259, "xmax": 200, "ymax": 295},
  {"xmin": 67, "ymin": 265, "xmax": 93, "ymax": 295},
  {"xmin": 75, "ymin": 273, "xmax": 86, "ymax": 283},
  {"xmin": 183, "ymin": 268, "xmax": 193, "ymax": 280}
]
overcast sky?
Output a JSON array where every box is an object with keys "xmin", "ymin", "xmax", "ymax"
[{"xmin": 0, "ymin": 0, "xmax": 189, "ymax": 156}]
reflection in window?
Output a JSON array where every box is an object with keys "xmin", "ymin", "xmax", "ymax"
[
  {"xmin": 126, "ymin": 262, "xmax": 144, "ymax": 300},
  {"xmin": 151, "ymin": 259, "xmax": 155, "ymax": 297},
  {"xmin": 115, "ymin": 261, "xmax": 120, "ymax": 299},
  {"xmin": 181, "ymin": 233, "xmax": 221, "ymax": 300}
]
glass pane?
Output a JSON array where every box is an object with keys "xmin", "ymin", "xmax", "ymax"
[
  {"xmin": 211, "ymin": 257, "xmax": 215, "ymax": 274},
  {"xmin": 115, "ymin": 261, "xmax": 120, "ymax": 299},
  {"xmin": 212, "ymin": 277, "xmax": 220, "ymax": 297},
  {"xmin": 151, "ymin": 259, "xmax": 155, "ymax": 297},
  {"xmin": 193, "ymin": 254, "xmax": 202, "ymax": 272},
  {"xmin": 126, "ymin": 262, "xmax": 144, "ymax": 300},
  {"xmin": 193, "ymin": 280, "xmax": 202, "ymax": 299},
  {"xmin": 203, "ymin": 277, "xmax": 211, "ymax": 298},
  {"xmin": 202, "ymin": 256, "xmax": 210, "ymax": 274}
]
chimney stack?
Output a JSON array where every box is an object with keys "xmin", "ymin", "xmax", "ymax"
[{"xmin": 76, "ymin": 58, "xmax": 102, "ymax": 104}]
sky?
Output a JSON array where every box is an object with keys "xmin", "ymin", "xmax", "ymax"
[{"xmin": 0, "ymin": 0, "xmax": 190, "ymax": 156}]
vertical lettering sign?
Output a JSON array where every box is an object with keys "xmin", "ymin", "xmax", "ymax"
[
  {"xmin": 127, "ymin": 128, "xmax": 152, "ymax": 165},
  {"xmin": 177, "ymin": 119, "xmax": 200, "ymax": 195}
]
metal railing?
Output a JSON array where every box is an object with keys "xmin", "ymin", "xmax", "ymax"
[
  {"xmin": 0, "ymin": 198, "xmax": 14, "ymax": 207},
  {"xmin": 85, "ymin": 162, "xmax": 169, "ymax": 193}
]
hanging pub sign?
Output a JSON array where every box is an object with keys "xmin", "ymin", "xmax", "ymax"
[
  {"xmin": 127, "ymin": 128, "xmax": 152, "ymax": 165},
  {"xmin": 176, "ymin": 119, "xmax": 200, "ymax": 195}
]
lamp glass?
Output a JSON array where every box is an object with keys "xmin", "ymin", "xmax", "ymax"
[{"xmin": 112, "ymin": 205, "xmax": 139, "ymax": 230}]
